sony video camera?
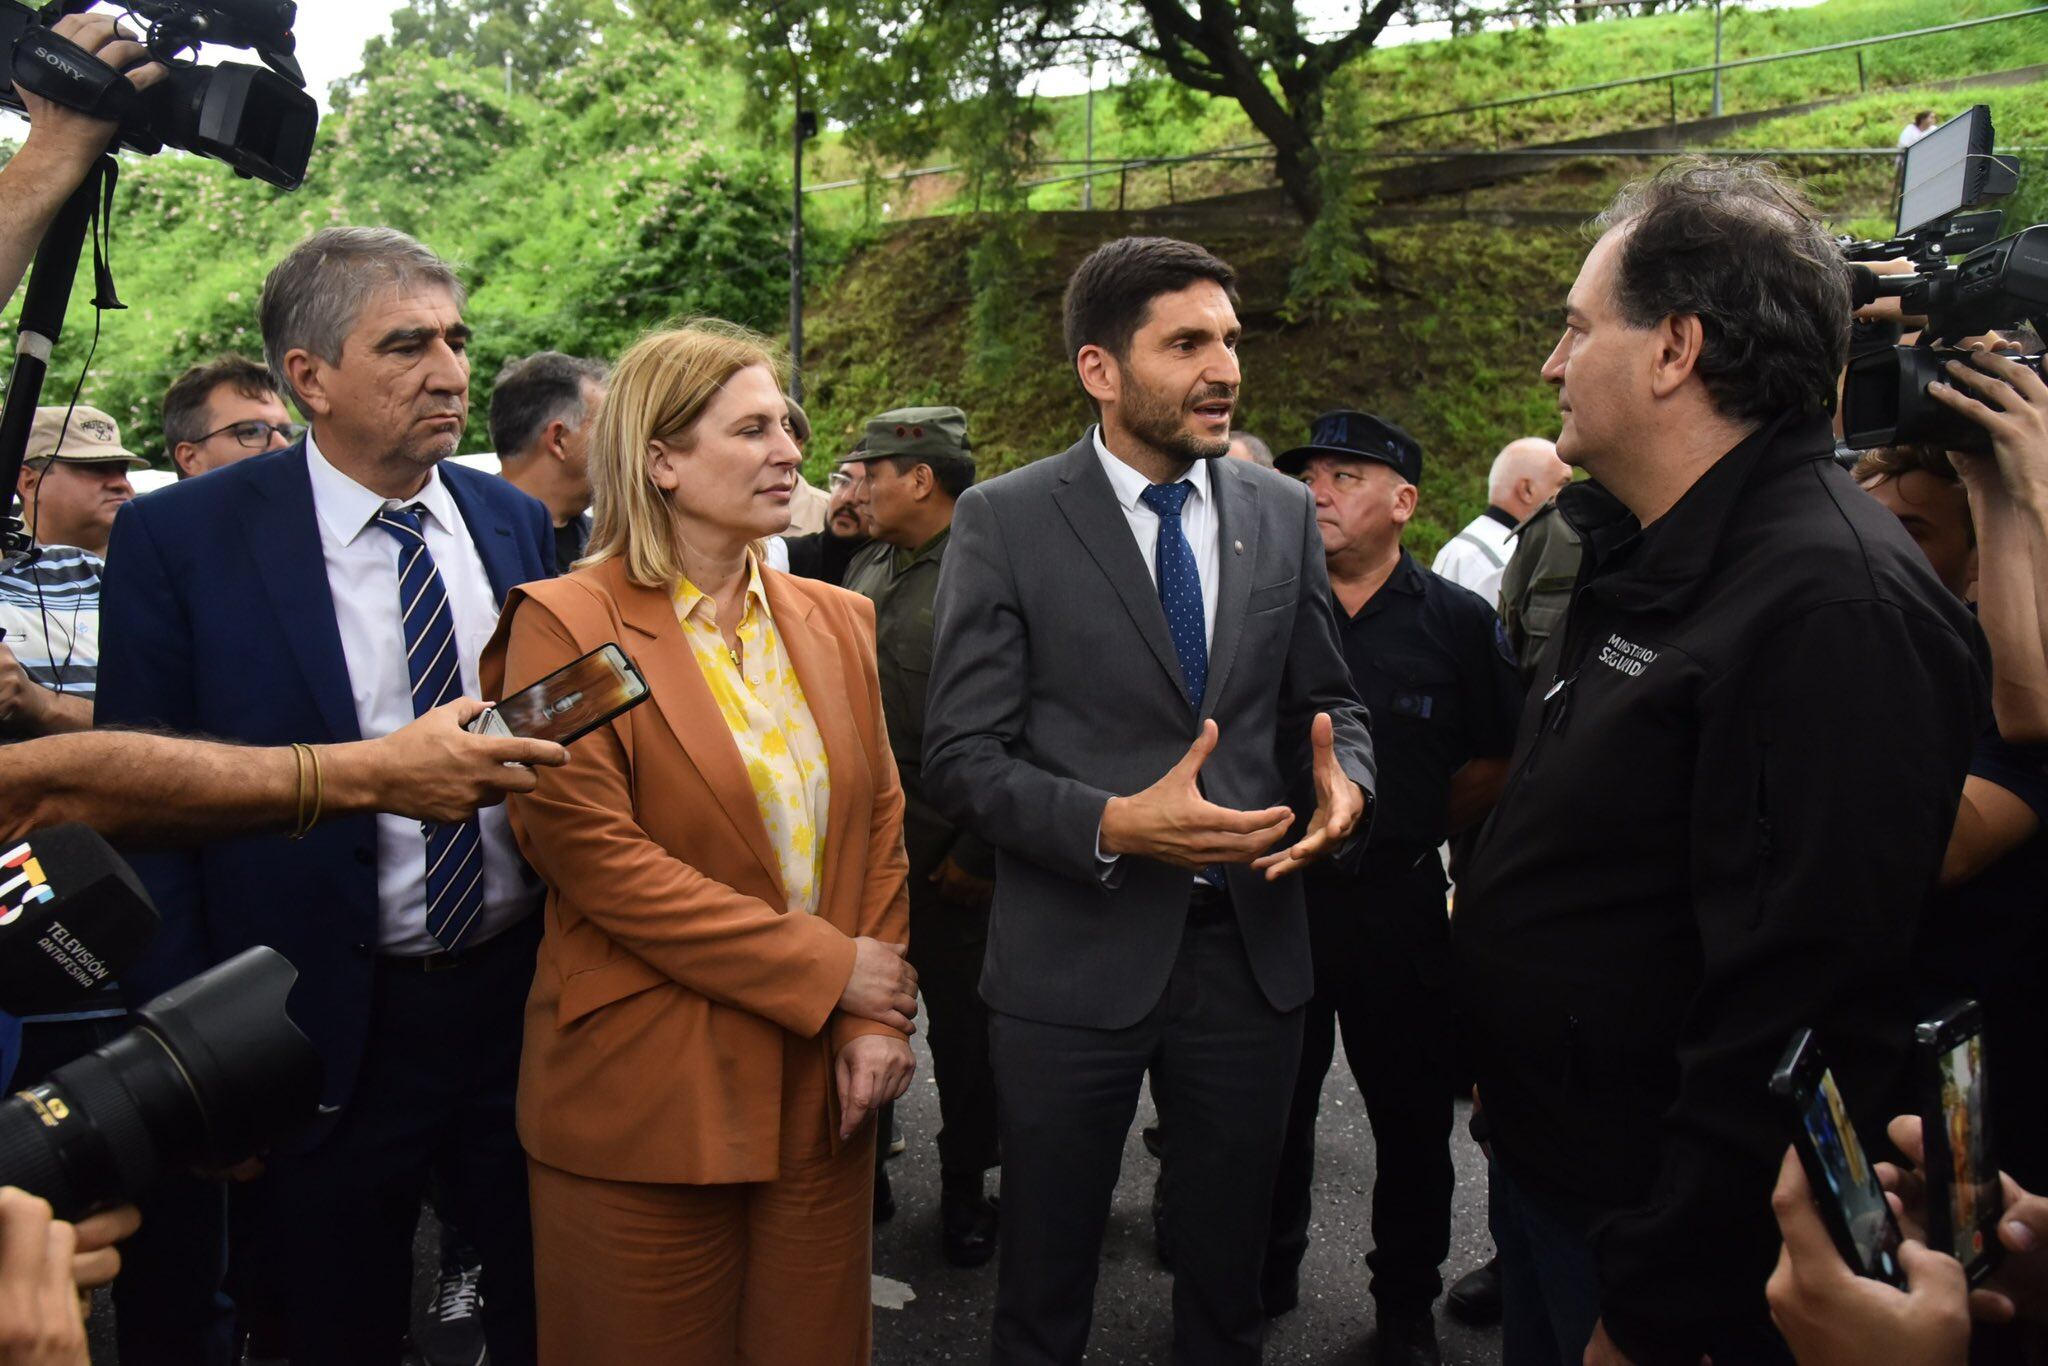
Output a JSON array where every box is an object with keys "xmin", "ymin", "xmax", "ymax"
[
  {"xmin": 1841, "ymin": 106, "xmax": 2045, "ymax": 454},
  {"xmin": 0, "ymin": 0, "xmax": 316, "ymax": 190}
]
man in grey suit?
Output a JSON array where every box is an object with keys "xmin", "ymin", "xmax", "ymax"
[{"xmin": 924, "ymin": 236, "xmax": 1376, "ymax": 1365}]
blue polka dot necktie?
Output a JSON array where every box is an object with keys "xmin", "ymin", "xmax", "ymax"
[
  {"xmin": 1138, "ymin": 480, "xmax": 1224, "ymax": 891},
  {"xmin": 373, "ymin": 503, "xmax": 486, "ymax": 953},
  {"xmin": 1138, "ymin": 480, "xmax": 1207, "ymax": 710}
]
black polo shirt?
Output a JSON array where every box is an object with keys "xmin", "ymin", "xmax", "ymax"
[{"xmin": 1329, "ymin": 548, "xmax": 1522, "ymax": 867}]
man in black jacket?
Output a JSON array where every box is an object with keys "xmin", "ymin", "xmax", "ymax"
[{"xmin": 1453, "ymin": 161, "xmax": 1986, "ymax": 1366}]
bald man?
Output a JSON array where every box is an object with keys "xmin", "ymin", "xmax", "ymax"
[{"xmin": 1431, "ymin": 438, "xmax": 1569, "ymax": 606}]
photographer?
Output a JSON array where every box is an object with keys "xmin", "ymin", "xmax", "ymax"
[
  {"xmin": 0, "ymin": 1189, "xmax": 140, "ymax": 1366},
  {"xmin": 0, "ymin": 13, "xmax": 164, "ymax": 306}
]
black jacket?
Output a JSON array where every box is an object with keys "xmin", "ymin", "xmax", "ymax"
[{"xmin": 1454, "ymin": 412, "xmax": 1987, "ymax": 1364}]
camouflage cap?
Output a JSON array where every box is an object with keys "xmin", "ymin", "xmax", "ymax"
[{"xmin": 860, "ymin": 406, "xmax": 970, "ymax": 464}]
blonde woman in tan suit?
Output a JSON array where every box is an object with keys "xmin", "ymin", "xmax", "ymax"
[{"xmin": 483, "ymin": 319, "xmax": 919, "ymax": 1365}]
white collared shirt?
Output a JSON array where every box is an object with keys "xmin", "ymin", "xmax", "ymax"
[
  {"xmin": 304, "ymin": 434, "xmax": 539, "ymax": 954},
  {"xmin": 1091, "ymin": 425, "xmax": 1220, "ymax": 652},
  {"xmin": 1431, "ymin": 510, "xmax": 1516, "ymax": 608}
]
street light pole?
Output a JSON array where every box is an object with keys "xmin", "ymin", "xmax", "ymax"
[
  {"xmin": 1711, "ymin": 0, "xmax": 1725, "ymax": 118},
  {"xmin": 790, "ymin": 85, "xmax": 807, "ymax": 403},
  {"xmin": 1082, "ymin": 53, "xmax": 1096, "ymax": 211}
]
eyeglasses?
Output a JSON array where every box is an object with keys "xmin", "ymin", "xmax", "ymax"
[
  {"xmin": 198, "ymin": 420, "xmax": 304, "ymax": 450},
  {"xmin": 829, "ymin": 469, "xmax": 871, "ymax": 492}
]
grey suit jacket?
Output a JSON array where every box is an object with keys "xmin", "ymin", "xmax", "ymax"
[{"xmin": 923, "ymin": 432, "xmax": 1375, "ymax": 1029}]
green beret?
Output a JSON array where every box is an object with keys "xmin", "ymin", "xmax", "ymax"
[{"xmin": 863, "ymin": 406, "xmax": 970, "ymax": 463}]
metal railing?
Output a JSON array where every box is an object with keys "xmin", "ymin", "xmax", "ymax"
[
  {"xmin": 1376, "ymin": 5, "xmax": 2048, "ymax": 140},
  {"xmin": 802, "ymin": 5, "xmax": 2048, "ymax": 205}
]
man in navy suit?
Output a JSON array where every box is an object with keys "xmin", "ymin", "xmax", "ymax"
[{"xmin": 96, "ymin": 227, "xmax": 555, "ymax": 1365}]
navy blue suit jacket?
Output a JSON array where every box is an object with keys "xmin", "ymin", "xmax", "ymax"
[{"xmin": 95, "ymin": 443, "xmax": 555, "ymax": 1117}]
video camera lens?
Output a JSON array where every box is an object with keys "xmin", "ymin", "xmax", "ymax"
[
  {"xmin": 1844, "ymin": 345, "xmax": 2048, "ymax": 454},
  {"xmin": 0, "ymin": 947, "xmax": 321, "ymax": 1221}
]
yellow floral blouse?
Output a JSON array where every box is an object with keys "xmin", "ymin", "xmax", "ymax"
[{"xmin": 674, "ymin": 557, "xmax": 832, "ymax": 916}]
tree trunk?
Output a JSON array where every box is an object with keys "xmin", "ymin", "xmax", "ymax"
[{"xmin": 1273, "ymin": 140, "xmax": 1324, "ymax": 223}]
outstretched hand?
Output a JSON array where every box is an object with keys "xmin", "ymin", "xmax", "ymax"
[
  {"xmin": 1252, "ymin": 712, "xmax": 1365, "ymax": 881},
  {"xmin": 1098, "ymin": 720, "xmax": 1294, "ymax": 869}
]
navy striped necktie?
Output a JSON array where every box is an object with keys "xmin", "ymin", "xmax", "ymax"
[{"xmin": 373, "ymin": 503, "xmax": 485, "ymax": 953}]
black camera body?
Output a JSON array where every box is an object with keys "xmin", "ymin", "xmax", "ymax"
[
  {"xmin": 1840, "ymin": 106, "xmax": 2044, "ymax": 454},
  {"xmin": 0, "ymin": 0, "xmax": 316, "ymax": 190},
  {"xmin": 1843, "ymin": 227, "xmax": 2048, "ymax": 454}
]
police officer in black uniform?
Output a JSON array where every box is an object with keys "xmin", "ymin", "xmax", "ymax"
[{"xmin": 1264, "ymin": 411, "xmax": 1523, "ymax": 1366}]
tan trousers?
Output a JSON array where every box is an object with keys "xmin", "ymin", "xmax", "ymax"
[{"xmin": 529, "ymin": 1041, "xmax": 876, "ymax": 1365}]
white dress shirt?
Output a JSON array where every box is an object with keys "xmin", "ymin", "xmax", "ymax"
[
  {"xmin": 1092, "ymin": 426, "xmax": 1220, "ymax": 652},
  {"xmin": 1091, "ymin": 426, "xmax": 1226, "ymax": 878},
  {"xmin": 1431, "ymin": 509, "xmax": 1516, "ymax": 608},
  {"xmin": 305, "ymin": 435, "xmax": 540, "ymax": 954}
]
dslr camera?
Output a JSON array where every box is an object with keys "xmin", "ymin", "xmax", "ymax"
[
  {"xmin": 0, "ymin": 825, "xmax": 320, "ymax": 1220},
  {"xmin": 1842, "ymin": 105, "xmax": 2046, "ymax": 455},
  {"xmin": 0, "ymin": 0, "xmax": 316, "ymax": 190}
]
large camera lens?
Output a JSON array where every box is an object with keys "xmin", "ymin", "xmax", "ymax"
[{"xmin": 0, "ymin": 947, "xmax": 321, "ymax": 1220}]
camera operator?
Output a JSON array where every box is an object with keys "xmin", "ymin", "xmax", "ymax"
[
  {"xmin": 0, "ymin": 13, "xmax": 164, "ymax": 306},
  {"xmin": 1453, "ymin": 159, "xmax": 1986, "ymax": 1366},
  {"xmin": 1927, "ymin": 344, "xmax": 2048, "ymax": 744},
  {"xmin": 1860, "ymin": 351, "xmax": 2048, "ymax": 1201}
]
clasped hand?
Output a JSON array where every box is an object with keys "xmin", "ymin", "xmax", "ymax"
[{"xmin": 1099, "ymin": 714, "xmax": 1363, "ymax": 881}]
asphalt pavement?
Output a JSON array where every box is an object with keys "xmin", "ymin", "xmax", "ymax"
[
  {"xmin": 87, "ymin": 1027, "xmax": 1503, "ymax": 1365},
  {"xmin": 873, "ymin": 1029, "xmax": 1507, "ymax": 1366}
]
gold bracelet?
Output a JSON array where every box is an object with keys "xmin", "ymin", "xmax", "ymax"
[
  {"xmin": 286, "ymin": 743, "xmax": 309, "ymax": 841},
  {"xmin": 304, "ymin": 744, "xmax": 325, "ymax": 835}
]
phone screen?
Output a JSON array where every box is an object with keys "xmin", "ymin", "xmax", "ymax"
[
  {"xmin": 1801, "ymin": 1066, "xmax": 1904, "ymax": 1283},
  {"xmin": 1934, "ymin": 1032, "xmax": 2001, "ymax": 1272},
  {"xmin": 492, "ymin": 645, "xmax": 647, "ymax": 745}
]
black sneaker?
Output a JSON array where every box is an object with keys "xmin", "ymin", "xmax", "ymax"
[{"xmin": 415, "ymin": 1261, "xmax": 486, "ymax": 1366}]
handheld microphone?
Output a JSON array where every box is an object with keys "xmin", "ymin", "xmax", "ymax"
[{"xmin": 0, "ymin": 824, "xmax": 159, "ymax": 1014}]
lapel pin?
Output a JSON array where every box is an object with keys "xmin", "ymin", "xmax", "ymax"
[{"xmin": 1233, "ymin": 540, "xmax": 1244, "ymax": 555}]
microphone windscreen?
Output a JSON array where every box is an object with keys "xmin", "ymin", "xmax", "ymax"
[{"xmin": 0, "ymin": 825, "xmax": 159, "ymax": 1015}]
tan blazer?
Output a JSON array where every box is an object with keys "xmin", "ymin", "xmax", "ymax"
[{"xmin": 482, "ymin": 556, "xmax": 910, "ymax": 1187}]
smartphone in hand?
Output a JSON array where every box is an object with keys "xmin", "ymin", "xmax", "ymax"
[
  {"xmin": 1917, "ymin": 999, "xmax": 2005, "ymax": 1284},
  {"xmin": 1771, "ymin": 1028, "xmax": 1907, "ymax": 1287},
  {"xmin": 469, "ymin": 643, "xmax": 649, "ymax": 746}
]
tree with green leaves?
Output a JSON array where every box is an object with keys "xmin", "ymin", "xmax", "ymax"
[
  {"xmin": 349, "ymin": 0, "xmax": 623, "ymax": 97},
  {"xmin": 652, "ymin": 0, "xmax": 1428, "ymax": 224}
]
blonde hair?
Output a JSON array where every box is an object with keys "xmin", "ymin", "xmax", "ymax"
[{"xmin": 582, "ymin": 319, "xmax": 788, "ymax": 588}]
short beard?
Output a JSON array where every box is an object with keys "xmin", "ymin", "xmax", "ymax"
[{"xmin": 1122, "ymin": 371, "xmax": 1230, "ymax": 464}]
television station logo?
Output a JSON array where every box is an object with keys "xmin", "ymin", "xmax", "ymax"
[{"xmin": 0, "ymin": 842, "xmax": 56, "ymax": 927}]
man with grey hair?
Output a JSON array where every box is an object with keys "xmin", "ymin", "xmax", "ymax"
[
  {"xmin": 490, "ymin": 351, "xmax": 609, "ymax": 574},
  {"xmin": 1226, "ymin": 429, "xmax": 1274, "ymax": 468},
  {"xmin": 1452, "ymin": 160, "xmax": 1984, "ymax": 1366},
  {"xmin": 1432, "ymin": 437, "xmax": 1570, "ymax": 605},
  {"xmin": 98, "ymin": 225, "xmax": 555, "ymax": 1366}
]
